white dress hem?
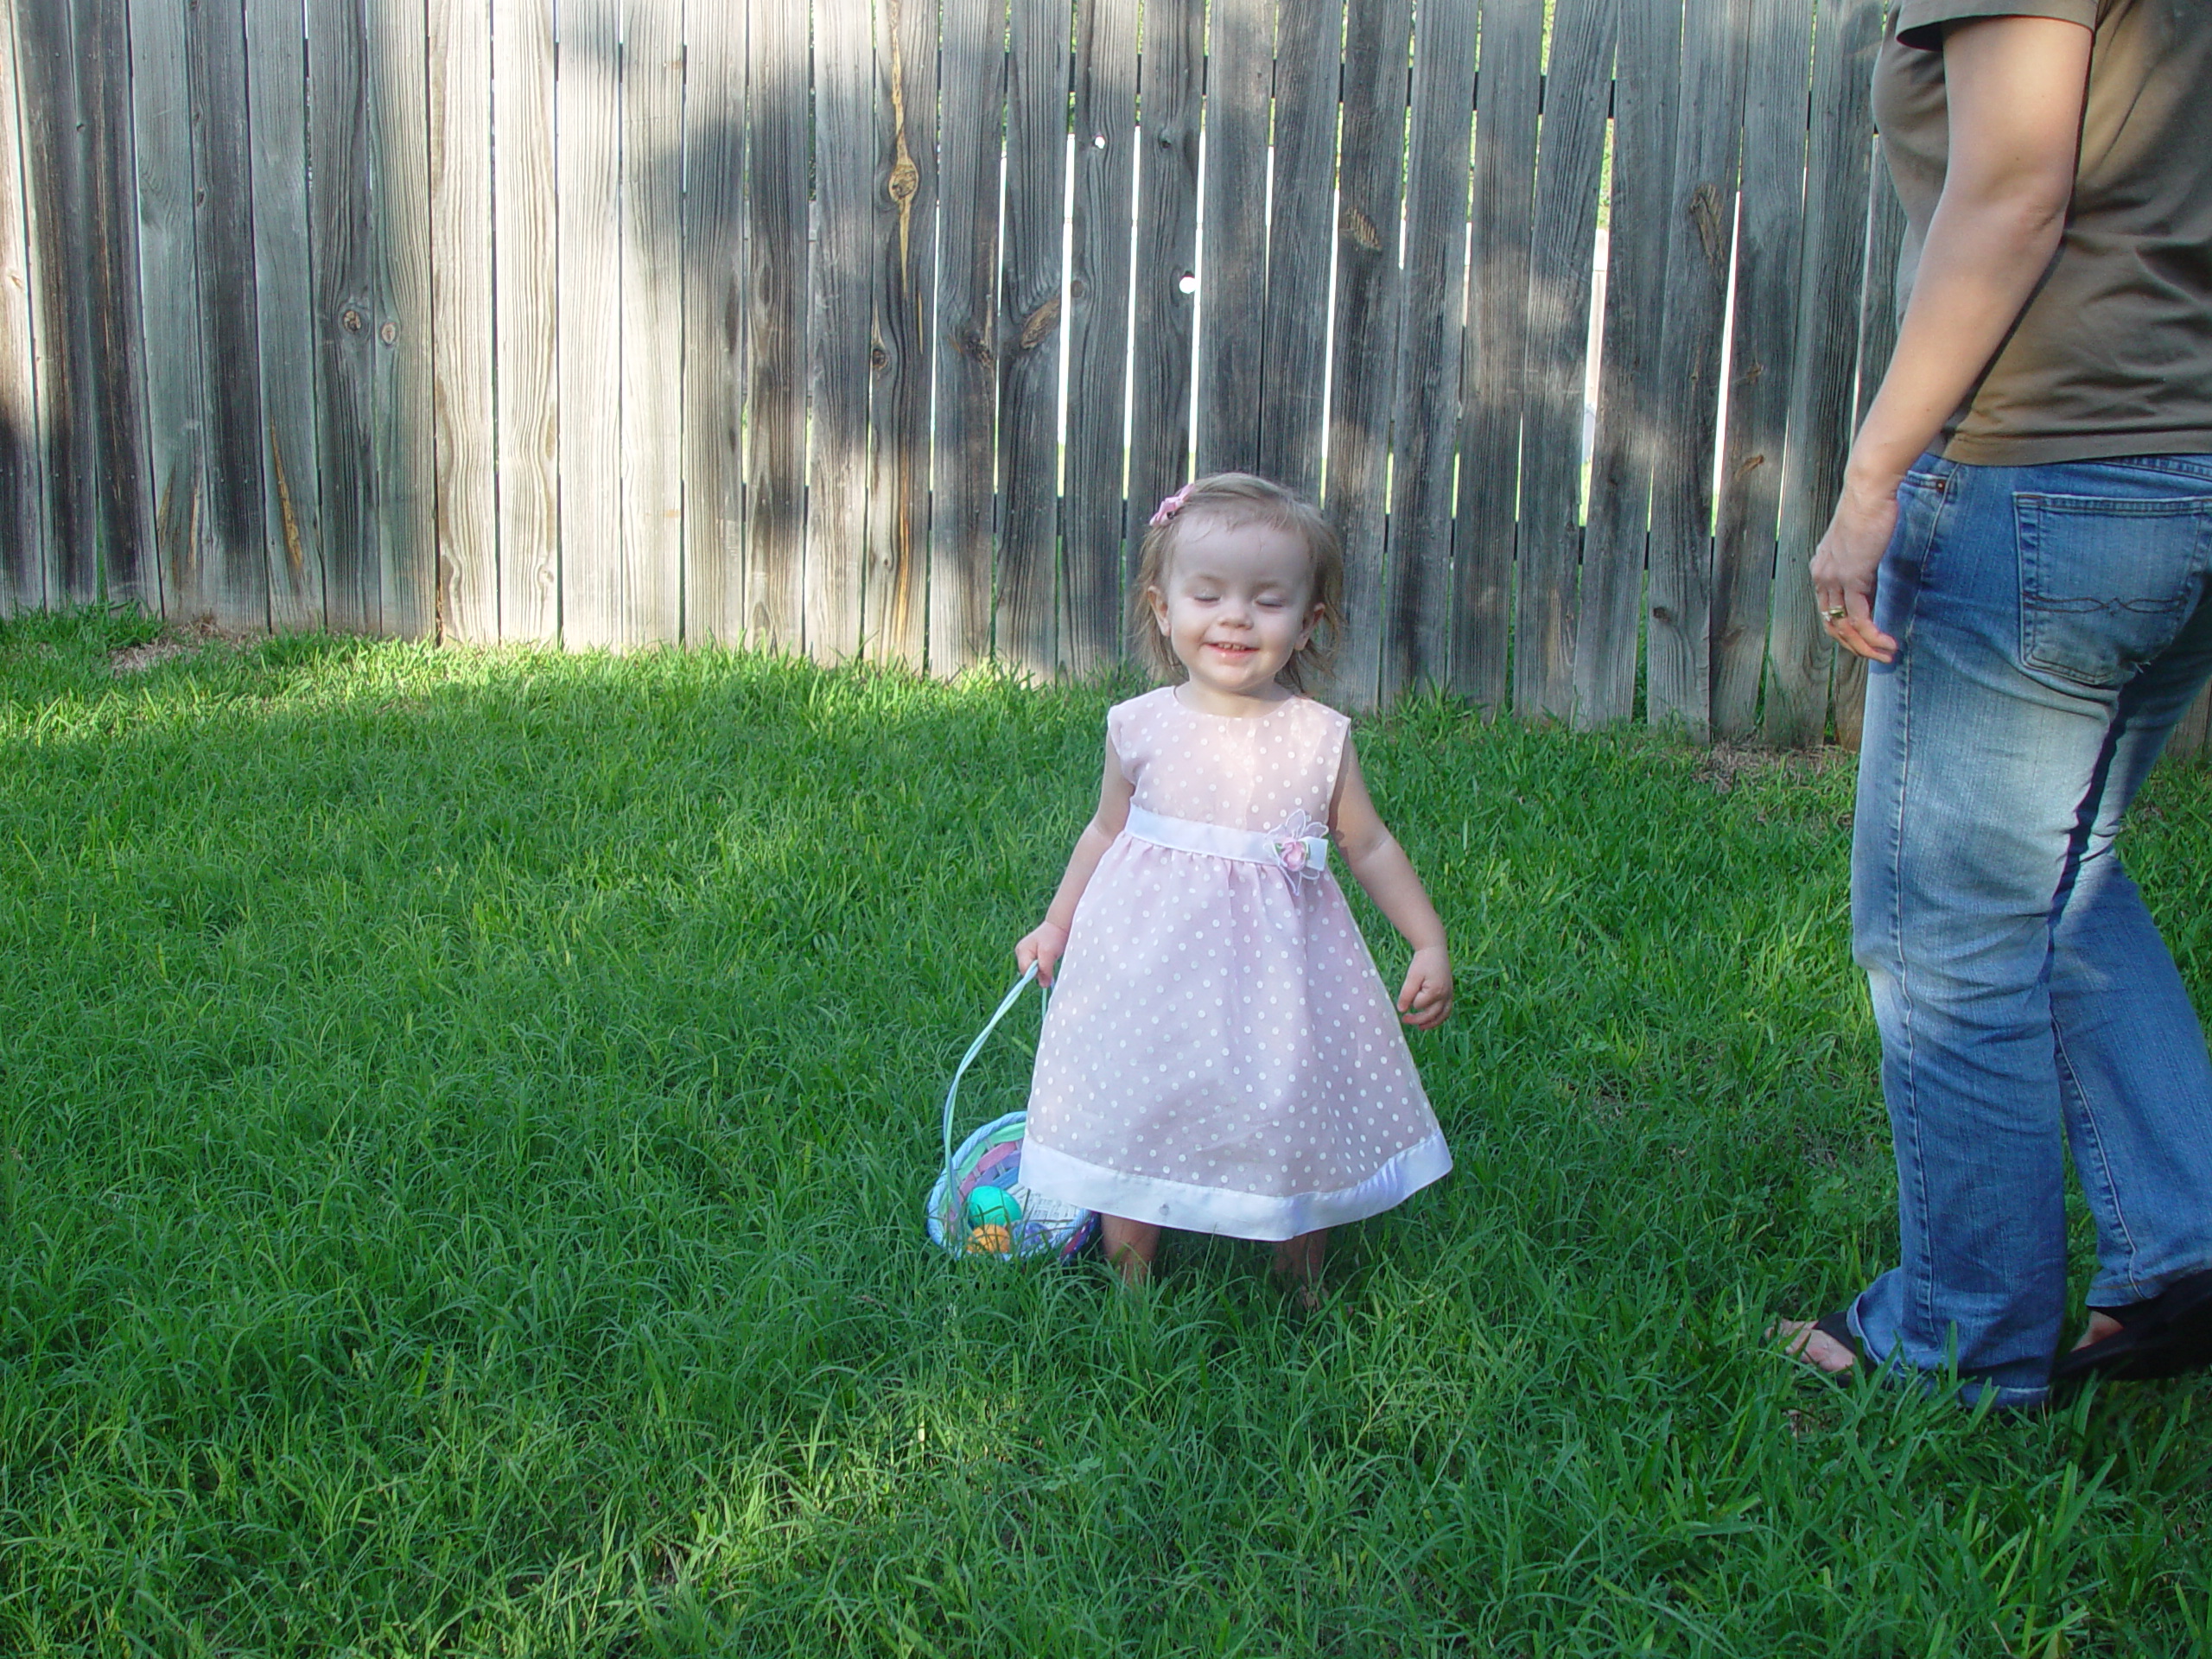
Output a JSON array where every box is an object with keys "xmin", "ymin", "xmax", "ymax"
[{"xmin": 1019, "ymin": 1131, "xmax": 1452, "ymax": 1242}]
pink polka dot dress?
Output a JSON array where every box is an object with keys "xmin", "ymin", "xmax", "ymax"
[{"xmin": 1020, "ymin": 686, "xmax": 1451, "ymax": 1240}]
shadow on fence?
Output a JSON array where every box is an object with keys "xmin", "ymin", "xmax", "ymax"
[{"xmin": 3, "ymin": 0, "xmax": 2205, "ymax": 753}]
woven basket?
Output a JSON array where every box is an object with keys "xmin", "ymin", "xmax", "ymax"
[{"xmin": 925, "ymin": 965, "xmax": 1097, "ymax": 1261}]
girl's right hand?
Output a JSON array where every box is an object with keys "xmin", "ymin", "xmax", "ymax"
[{"xmin": 1015, "ymin": 918, "xmax": 1070, "ymax": 985}]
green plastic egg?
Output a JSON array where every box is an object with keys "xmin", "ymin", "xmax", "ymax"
[{"xmin": 965, "ymin": 1184, "xmax": 1022, "ymax": 1228}]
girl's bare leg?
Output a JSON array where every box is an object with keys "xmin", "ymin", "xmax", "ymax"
[
  {"xmin": 1100, "ymin": 1216, "xmax": 1161, "ymax": 1286},
  {"xmin": 1271, "ymin": 1229, "xmax": 1328, "ymax": 1306}
]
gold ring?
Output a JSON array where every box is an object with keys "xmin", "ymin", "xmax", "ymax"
[{"xmin": 1822, "ymin": 606, "xmax": 1847, "ymax": 620}]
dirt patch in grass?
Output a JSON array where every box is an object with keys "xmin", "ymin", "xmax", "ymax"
[
  {"xmin": 1694, "ymin": 741, "xmax": 1852, "ymax": 795},
  {"xmin": 109, "ymin": 620, "xmax": 260, "ymax": 676}
]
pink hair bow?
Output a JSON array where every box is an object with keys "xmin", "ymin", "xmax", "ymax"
[{"xmin": 1148, "ymin": 484, "xmax": 1193, "ymax": 528}]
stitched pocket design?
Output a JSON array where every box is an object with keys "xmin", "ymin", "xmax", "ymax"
[{"xmin": 2016, "ymin": 492, "xmax": 2212, "ymax": 689}]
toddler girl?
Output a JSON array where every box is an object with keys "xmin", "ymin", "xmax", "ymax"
[{"xmin": 1015, "ymin": 473, "xmax": 1454, "ymax": 1297}]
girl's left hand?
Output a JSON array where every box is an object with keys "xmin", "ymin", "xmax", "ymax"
[{"xmin": 1396, "ymin": 946, "xmax": 1454, "ymax": 1029}]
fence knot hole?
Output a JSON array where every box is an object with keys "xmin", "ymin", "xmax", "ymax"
[{"xmin": 1339, "ymin": 203, "xmax": 1383, "ymax": 252}]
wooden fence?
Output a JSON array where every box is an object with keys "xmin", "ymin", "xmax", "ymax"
[{"xmin": 15, "ymin": 0, "xmax": 2190, "ymax": 752}]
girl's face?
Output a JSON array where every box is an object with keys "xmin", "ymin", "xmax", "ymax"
[{"xmin": 1147, "ymin": 515, "xmax": 1323, "ymax": 710}]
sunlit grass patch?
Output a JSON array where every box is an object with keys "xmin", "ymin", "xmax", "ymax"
[{"xmin": 3, "ymin": 607, "xmax": 2210, "ymax": 1655}]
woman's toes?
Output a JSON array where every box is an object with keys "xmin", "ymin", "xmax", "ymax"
[
  {"xmin": 2071, "ymin": 1310, "xmax": 2123, "ymax": 1351},
  {"xmin": 1776, "ymin": 1317, "xmax": 1857, "ymax": 1376}
]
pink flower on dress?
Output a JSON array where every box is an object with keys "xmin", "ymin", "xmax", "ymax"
[{"xmin": 1268, "ymin": 810, "xmax": 1328, "ymax": 882}]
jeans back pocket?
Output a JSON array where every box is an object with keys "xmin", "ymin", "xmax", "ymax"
[{"xmin": 2016, "ymin": 492, "xmax": 2212, "ymax": 689}]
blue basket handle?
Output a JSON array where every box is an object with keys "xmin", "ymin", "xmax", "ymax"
[{"xmin": 940, "ymin": 963, "xmax": 1048, "ymax": 1178}]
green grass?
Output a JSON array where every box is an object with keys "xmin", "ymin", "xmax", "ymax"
[{"xmin": 3, "ymin": 606, "xmax": 2210, "ymax": 1656}]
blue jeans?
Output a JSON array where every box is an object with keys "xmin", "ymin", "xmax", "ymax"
[{"xmin": 1848, "ymin": 452, "xmax": 2212, "ymax": 1408}]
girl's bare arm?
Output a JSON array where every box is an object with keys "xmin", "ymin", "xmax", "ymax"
[
  {"xmin": 1331, "ymin": 743, "xmax": 1453, "ymax": 1029},
  {"xmin": 1015, "ymin": 746, "xmax": 1135, "ymax": 983},
  {"xmin": 1814, "ymin": 14, "xmax": 2092, "ymax": 663}
]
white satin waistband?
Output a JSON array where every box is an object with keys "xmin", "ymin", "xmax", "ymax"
[{"xmin": 1123, "ymin": 804, "xmax": 1330, "ymax": 877}]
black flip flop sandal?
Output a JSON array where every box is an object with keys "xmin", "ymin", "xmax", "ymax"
[{"xmin": 2052, "ymin": 1268, "xmax": 2212, "ymax": 1384}]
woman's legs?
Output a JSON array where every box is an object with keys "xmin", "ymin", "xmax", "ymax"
[
  {"xmin": 2050, "ymin": 665, "xmax": 2212, "ymax": 1309},
  {"xmin": 1845, "ymin": 454, "xmax": 2212, "ymax": 1406}
]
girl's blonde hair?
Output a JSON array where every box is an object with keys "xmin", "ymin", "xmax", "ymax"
[{"xmin": 1128, "ymin": 473, "xmax": 1344, "ymax": 694}]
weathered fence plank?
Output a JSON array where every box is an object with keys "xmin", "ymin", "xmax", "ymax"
[
  {"xmin": 1255, "ymin": 0, "xmax": 1341, "ymax": 500},
  {"xmin": 931, "ymin": 0, "xmax": 1006, "ymax": 673},
  {"xmin": 681, "ymin": 0, "xmax": 742, "ymax": 646},
  {"xmin": 2168, "ymin": 679, "xmax": 2212, "ymax": 764},
  {"xmin": 126, "ymin": 0, "xmax": 203, "ymax": 622},
  {"xmin": 307, "ymin": 0, "xmax": 378, "ymax": 632},
  {"xmin": 2171, "ymin": 683, "xmax": 2212, "ymax": 766},
  {"xmin": 188, "ymin": 0, "xmax": 271, "ymax": 630},
  {"xmin": 492, "ymin": 0, "xmax": 558, "ymax": 640},
  {"xmin": 24, "ymin": 0, "xmax": 149, "ymax": 608},
  {"xmin": 745, "ymin": 0, "xmax": 808, "ymax": 653},
  {"xmin": 1452, "ymin": 0, "xmax": 1542, "ymax": 708},
  {"xmin": 76, "ymin": 0, "xmax": 150, "ymax": 607},
  {"xmin": 247, "ymin": 0, "xmax": 326, "ymax": 632},
  {"xmin": 1062, "ymin": 0, "xmax": 1137, "ymax": 673},
  {"xmin": 1126, "ymin": 0, "xmax": 1200, "ymax": 594},
  {"xmin": 1192, "ymin": 0, "xmax": 1270, "ymax": 476},
  {"xmin": 622, "ymin": 0, "xmax": 683, "ymax": 646},
  {"xmin": 996, "ymin": 0, "xmax": 1067, "ymax": 673},
  {"xmin": 1643, "ymin": 0, "xmax": 1746, "ymax": 738},
  {"xmin": 553, "ymin": 0, "xmax": 621, "ymax": 647},
  {"xmin": 1764, "ymin": 0, "xmax": 1882, "ymax": 747},
  {"xmin": 1575, "ymin": 0, "xmax": 1682, "ymax": 726},
  {"xmin": 370, "ymin": 0, "xmax": 435, "ymax": 639},
  {"xmin": 429, "ymin": 0, "xmax": 495, "ymax": 641},
  {"xmin": 0, "ymin": 0, "xmax": 42, "ymax": 617},
  {"xmin": 1709, "ymin": 0, "xmax": 1810, "ymax": 738},
  {"xmin": 810, "ymin": 0, "xmax": 874, "ymax": 663},
  {"xmin": 11, "ymin": 0, "xmax": 73, "ymax": 617},
  {"xmin": 867, "ymin": 0, "xmax": 936, "ymax": 666},
  {"xmin": 1325, "ymin": 0, "xmax": 1412, "ymax": 708},
  {"xmin": 1512, "ymin": 0, "xmax": 1615, "ymax": 719},
  {"xmin": 1382, "ymin": 0, "xmax": 1477, "ymax": 698}
]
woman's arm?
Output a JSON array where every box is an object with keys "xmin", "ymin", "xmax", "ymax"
[
  {"xmin": 1331, "ymin": 742, "xmax": 1454, "ymax": 1029},
  {"xmin": 1814, "ymin": 14, "xmax": 2092, "ymax": 663},
  {"xmin": 1014, "ymin": 745, "xmax": 1134, "ymax": 984}
]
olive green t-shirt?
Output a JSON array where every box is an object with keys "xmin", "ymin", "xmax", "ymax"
[{"xmin": 1872, "ymin": 0, "xmax": 2212, "ymax": 465}]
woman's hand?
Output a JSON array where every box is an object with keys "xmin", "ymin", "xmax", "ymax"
[
  {"xmin": 1396, "ymin": 945, "xmax": 1454, "ymax": 1030},
  {"xmin": 1811, "ymin": 473, "xmax": 1904, "ymax": 664},
  {"xmin": 1015, "ymin": 918, "xmax": 1071, "ymax": 985},
  {"xmin": 1810, "ymin": 14, "xmax": 2087, "ymax": 667}
]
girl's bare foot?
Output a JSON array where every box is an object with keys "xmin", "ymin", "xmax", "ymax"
[
  {"xmin": 1270, "ymin": 1229, "xmax": 1328, "ymax": 1310},
  {"xmin": 1099, "ymin": 1215, "xmax": 1160, "ymax": 1287}
]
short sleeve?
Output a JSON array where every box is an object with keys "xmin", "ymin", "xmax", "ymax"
[
  {"xmin": 1894, "ymin": 0, "xmax": 2096, "ymax": 51},
  {"xmin": 1104, "ymin": 694, "xmax": 1148, "ymax": 786},
  {"xmin": 1311, "ymin": 705, "xmax": 1352, "ymax": 826}
]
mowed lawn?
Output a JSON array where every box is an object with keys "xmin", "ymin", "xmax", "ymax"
[{"xmin": 3, "ymin": 607, "xmax": 2210, "ymax": 1657}]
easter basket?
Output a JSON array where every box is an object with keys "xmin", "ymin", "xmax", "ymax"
[{"xmin": 925, "ymin": 964, "xmax": 1098, "ymax": 1261}]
